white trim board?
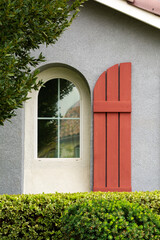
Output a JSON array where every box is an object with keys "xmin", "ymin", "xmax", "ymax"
[{"xmin": 94, "ymin": 0, "xmax": 160, "ymax": 29}]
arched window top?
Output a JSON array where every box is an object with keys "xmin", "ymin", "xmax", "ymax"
[
  {"xmin": 38, "ymin": 78, "xmax": 80, "ymax": 118},
  {"xmin": 38, "ymin": 78, "xmax": 80, "ymax": 159}
]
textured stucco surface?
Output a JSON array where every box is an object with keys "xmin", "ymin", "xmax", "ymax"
[
  {"xmin": 1, "ymin": 0, "xmax": 160, "ymax": 193},
  {"xmin": 0, "ymin": 109, "xmax": 24, "ymax": 194}
]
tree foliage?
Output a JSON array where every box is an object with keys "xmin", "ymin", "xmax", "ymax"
[{"xmin": 0, "ymin": 0, "xmax": 85, "ymax": 125}]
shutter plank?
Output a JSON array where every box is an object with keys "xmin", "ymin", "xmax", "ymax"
[
  {"xmin": 93, "ymin": 72, "xmax": 106, "ymax": 189},
  {"xmin": 107, "ymin": 65, "xmax": 119, "ymax": 188},
  {"xmin": 120, "ymin": 63, "xmax": 131, "ymax": 189}
]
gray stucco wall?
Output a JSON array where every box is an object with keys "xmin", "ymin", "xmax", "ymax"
[
  {"xmin": 1, "ymin": 0, "xmax": 160, "ymax": 193},
  {"xmin": 0, "ymin": 109, "xmax": 24, "ymax": 194}
]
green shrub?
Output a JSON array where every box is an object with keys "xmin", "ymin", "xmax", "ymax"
[
  {"xmin": 0, "ymin": 191, "xmax": 160, "ymax": 239},
  {"xmin": 87, "ymin": 191, "xmax": 160, "ymax": 215},
  {"xmin": 61, "ymin": 199, "xmax": 160, "ymax": 240},
  {"xmin": 0, "ymin": 194, "xmax": 66, "ymax": 239}
]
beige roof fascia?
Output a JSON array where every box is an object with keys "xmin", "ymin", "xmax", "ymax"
[{"xmin": 94, "ymin": 0, "xmax": 160, "ymax": 29}]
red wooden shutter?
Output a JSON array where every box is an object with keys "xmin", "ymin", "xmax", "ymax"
[{"xmin": 93, "ymin": 63, "xmax": 131, "ymax": 192}]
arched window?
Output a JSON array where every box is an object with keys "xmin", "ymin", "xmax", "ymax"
[
  {"xmin": 38, "ymin": 78, "xmax": 80, "ymax": 158},
  {"xmin": 24, "ymin": 65, "xmax": 91, "ymax": 193}
]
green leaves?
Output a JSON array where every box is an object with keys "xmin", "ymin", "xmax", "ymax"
[
  {"xmin": 0, "ymin": 191, "xmax": 160, "ymax": 240},
  {"xmin": 61, "ymin": 197, "xmax": 160, "ymax": 240},
  {"xmin": 0, "ymin": 0, "xmax": 86, "ymax": 125}
]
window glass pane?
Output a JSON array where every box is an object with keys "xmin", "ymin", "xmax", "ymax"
[
  {"xmin": 60, "ymin": 79, "xmax": 80, "ymax": 118},
  {"xmin": 37, "ymin": 78, "xmax": 81, "ymax": 158},
  {"xmin": 60, "ymin": 119, "xmax": 80, "ymax": 158},
  {"xmin": 38, "ymin": 120, "xmax": 58, "ymax": 158},
  {"xmin": 38, "ymin": 79, "xmax": 58, "ymax": 117}
]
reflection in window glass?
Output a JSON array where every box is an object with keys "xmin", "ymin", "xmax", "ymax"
[
  {"xmin": 60, "ymin": 79, "xmax": 80, "ymax": 118},
  {"xmin": 38, "ymin": 79, "xmax": 58, "ymax": 118},
  {"xmin": 38, "ymin": 120, "xmax": 58, "ymax": 158},
  {"xmin": 38, "ymin": 78, "xmax": 80, "ymax": 158},
  {"xmin": 60, "ymin": 120, "xmax": 80, "ymax": 158}
]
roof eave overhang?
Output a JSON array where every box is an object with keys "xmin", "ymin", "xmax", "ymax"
[{"xmin": 94, "ymin": 0, "xmax": 160, "ymax": 29}]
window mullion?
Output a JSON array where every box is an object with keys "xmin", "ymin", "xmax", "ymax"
[
  {"xmin": 58, "ymin": 78, "xmax": 60, "ymax": 158},
  {"xmin": 38, "ymin": 117, "xmax": 80, "ymax": 120}
]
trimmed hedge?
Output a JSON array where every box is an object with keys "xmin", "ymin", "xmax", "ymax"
[
  {"xmin": 0, "ymin": 191, "xmax": 160, "ymax": 239},
  {"xmin": 62, "ymin": 199, "xmax": 160, "ymax": 239}
]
